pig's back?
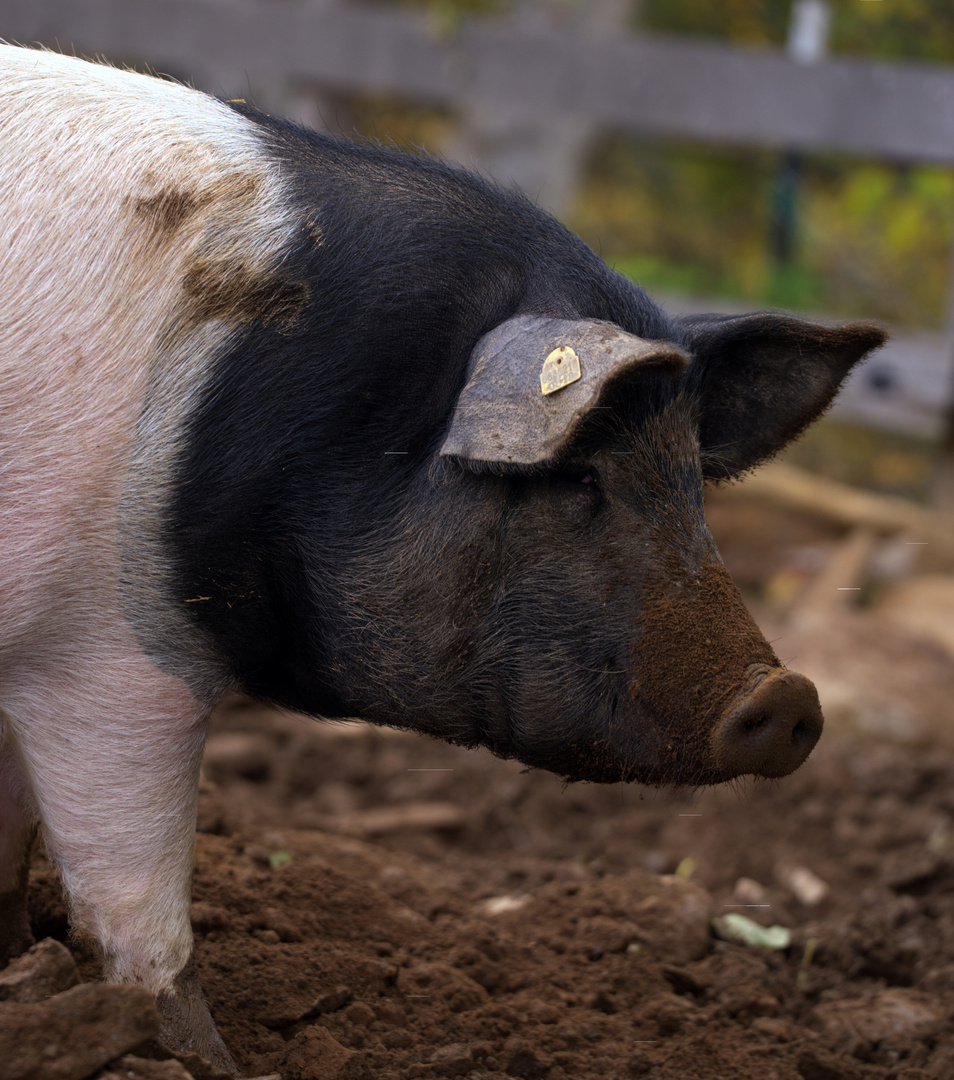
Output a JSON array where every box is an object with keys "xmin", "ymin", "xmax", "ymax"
[{"xmin": 0, "ymin": 47, "xmax": 290, "ymax": 678}]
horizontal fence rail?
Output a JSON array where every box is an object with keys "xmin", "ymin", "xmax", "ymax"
[{"xmin": 4, "ymin": 0, "xmax": 954, "ymax": 164}]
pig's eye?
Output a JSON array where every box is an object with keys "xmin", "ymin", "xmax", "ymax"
[
  {"xmin": 559, "ymin": 465, "xmax": 600, "ymax": 492},
  {"xmin": 553, "ymin": 465, "xmax": 603, "ymax": 521}
]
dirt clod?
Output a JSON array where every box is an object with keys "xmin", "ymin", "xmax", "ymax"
[
  {"xmin": 0, "ymin": 982, "xmax": 159, "ymax": 1080},
  {"xmin": 0, "ymin": 938, "xmax": 78, "ymax": 1004}
]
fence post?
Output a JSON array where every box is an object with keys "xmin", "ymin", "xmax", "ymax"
[
  {"xmin": 441, "ymin": 0, "xmax": 636, "ymax": 218},
  {"xmin": 930, "ymin": 241, "xmax": 954, "ymax": 510}
]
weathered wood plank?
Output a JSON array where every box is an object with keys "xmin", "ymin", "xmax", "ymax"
[
  {"xmin": 4, "ymin": 0, "xmax": 954, "ymax": 164},
  {"xmin": 832, "ymin": 331, "xmax": 954, "ymax": 439},
  {"xmin": 716, "ymin": 462, "xmax": 954, "ymax": 555}
]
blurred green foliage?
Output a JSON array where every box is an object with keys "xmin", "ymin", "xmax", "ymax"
[
  {"xmin": 642, "ymin": 0, "xmax": 954, "ymax": 64},
  {"xmin": 350, "ymin": 93, "xmax": 455, "ymax": 151},
  {"xmin": 367, "ymin": 0, "xmax": 954, "ymax": 327},
  {"xmin": 583, "ymin": 0, "xmax": 954, "ymax": 326},
  {"xmin": 570, "ymin": 137, "xmax": 954, "ymax": 326},
  {"xmin": 383, "ymin": 0, "xmax": 954, "ymax": 60}
]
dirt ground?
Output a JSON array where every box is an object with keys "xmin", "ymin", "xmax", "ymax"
[{"xmin": 11, "ymin": 489, "xmax": 954, "ymax": 1080}]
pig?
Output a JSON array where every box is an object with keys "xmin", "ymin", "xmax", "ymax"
[{"xmin": 0, "ymin": 45, "xmax": 885, "ymax": 1071}]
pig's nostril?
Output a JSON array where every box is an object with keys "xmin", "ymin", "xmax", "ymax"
[
  {"xmin": 742, "ymin": 712, "xmax": 769, "ymax": 735},
  {"xmin": 711, "ymin": 669, "xmax": 823, "ymax": 780},
  {"xmin": 791, "ymin": 717, "xmax": 812, "ymax": 746}
]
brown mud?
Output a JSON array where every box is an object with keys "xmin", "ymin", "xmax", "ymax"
[{"xmin": 13, "ymin": 493, "xmax": 954, "ymax": 1079}]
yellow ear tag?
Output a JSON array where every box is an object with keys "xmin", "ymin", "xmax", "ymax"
[{"xmin": 540, "ymin": 345, "xmax": 582, "ymax": 395}]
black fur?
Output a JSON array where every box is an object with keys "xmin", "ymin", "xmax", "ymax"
[
  {"xmin": 166, "ymin": 110, "xmax": 883, "ymax": 785},
  {"xmin": 169, "ymin": 118, "xmax": 673, "ymax": 699}
]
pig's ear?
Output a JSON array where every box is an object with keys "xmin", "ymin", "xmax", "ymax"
[
  {"xmin": 677, "ymin": 312, "xmax": 888, "ymax": 481},
  {"xmin": 440, "ymin": 315, "xmax": 689, "ymax": 467}
]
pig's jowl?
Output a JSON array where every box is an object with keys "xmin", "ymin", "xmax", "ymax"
[{"xmin": 0, "ymin": 47, "xmax": 885, "ymax": 1070}]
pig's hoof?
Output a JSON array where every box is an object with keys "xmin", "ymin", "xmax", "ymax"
[{"xmin": 157, "ymin": 961, "xmax": 240, "ymax": 1076}]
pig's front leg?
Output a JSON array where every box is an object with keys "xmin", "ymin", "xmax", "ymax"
[
  {"xmin": 7, "ymin": 637, "xmax": 236, "ymax": 1072},
  {"xmin": 0, "ymin": 737, "xmax": 36, "ymax": 965}
]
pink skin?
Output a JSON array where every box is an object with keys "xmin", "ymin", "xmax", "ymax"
[
  {"xmin": 1, "ymin": 634, "xmax": 233, "ymax": 1065},
  {"xmin": 0, "ymin": 625, "xmax": 234, "ymax": 1067},
  {"xmin": 0, "ymin": 46, "xmax": 291, "ymax": 1071}
]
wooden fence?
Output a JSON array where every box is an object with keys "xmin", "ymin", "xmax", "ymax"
[{"xmin": 2, "ymin": 0, "xmax": 954, "ymax": 440}]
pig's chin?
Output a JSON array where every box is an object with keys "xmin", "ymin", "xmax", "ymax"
[
  {"xmin": 508, "ymin": 735, "xmax": 727, "ymax": 788},
  {"xmin": 498, "ymin": 708, "xmax": 720, "ymax": 787}
]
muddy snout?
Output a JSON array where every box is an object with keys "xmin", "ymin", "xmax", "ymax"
[{"xmin": 711, "ymin": 667, "xmax": 823, "ymax": 779}]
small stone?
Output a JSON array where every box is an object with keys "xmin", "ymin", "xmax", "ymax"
[
  {"xmin": 481, "ymin": 894, "xmax": 529, "ymax": 915},
  {"xmin": 732, "ymin": 877, "xmax": 768, "ymax": 904},
  {"xmin": 778, "ymin": 865, "xmax": 829, "ymax": 907},
  {"xmin": 429, "ymin": 1042, "xmax": 473, "ymax": 1076}
]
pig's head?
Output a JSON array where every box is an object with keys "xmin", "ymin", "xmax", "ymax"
[
  {"xmin": 427, "ymin": 312, "xmax": 867, "ymax": 785},
  {"xmin": 410, "ymin": 310, "xmax": 885, "ymax": 785}
]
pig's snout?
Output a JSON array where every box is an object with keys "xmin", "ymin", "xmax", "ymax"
[{"xmin": 711, "ymin": 667, "xmax": 823, "ymax": 779}]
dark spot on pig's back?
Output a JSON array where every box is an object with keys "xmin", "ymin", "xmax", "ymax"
[
  {"xmin": 133, "ymin": 188, "xmax": 210, "ymax": 238},
  {"xmin": 132, "ymin": 176, "xmax": 260, "ymax": 239},
  {"xmin": 182, "ymin": 258, "xmax": 310, "ymax": 330}
]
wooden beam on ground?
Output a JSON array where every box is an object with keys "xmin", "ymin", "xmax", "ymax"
[{"xmin": 718, "ymin": 463, "xmax": 954, "ymax": 560}]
